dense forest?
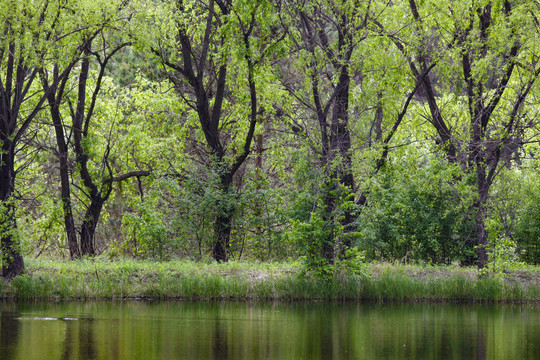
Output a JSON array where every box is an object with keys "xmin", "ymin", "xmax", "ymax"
[{"xmin": 1, "ymin": 0, "xmax": 540, "ymax": 279}]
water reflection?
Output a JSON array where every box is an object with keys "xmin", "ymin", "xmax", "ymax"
[
  {"xmin": 212, "ymin": 313, "xmax": 229, "ymax": 359},
  {"xmin": 0, "ymin": 303, "xmax": 20, "ymax": 359},
  {"xmin": 477, "ymin": 324, "xmax": 486, "ymax": 360},
  {"xmin": 0, "ymin": 301, "xmax": 539, "ymax": 360},
  {"xmin": 60, "ymin": 317, "xmax": 75, "ymax": 360}
]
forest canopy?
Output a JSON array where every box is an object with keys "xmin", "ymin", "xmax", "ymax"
[{"xmin": 1, "ymin": 0, "xmax": 540, "ymax": 278}]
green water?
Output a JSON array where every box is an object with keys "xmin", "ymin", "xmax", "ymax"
[{"xmin": 1, "ymin": 301, "xmax": 539, "ymax": 359}]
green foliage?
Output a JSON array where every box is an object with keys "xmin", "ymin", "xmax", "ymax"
[
  {"xmin": 334, "ymin": 247, "xmax": 370, "ymax": 279},
  {"xmin": 483, "ymin": 166, "xmax": 540, "ymax": 267},
  {"xmin": 512, "ymin": 177, "xmax": 540, "ymax": 264},
  {"xmin": 287, "ymin": 191, "xmax": 366, "ymax": 280},
  {"xmin": 232, "ymin": 169, "xmax": 292, "ymax": 261},
  {"xmin": 359, "ymin": 155, "xmax": 476, "ymax": 264},
  {"xmin": 289, "ymin": 212, "xmax": 333, "ymax": 279},
  {"xmin": 120, "ymin": 198, "xmax": 172, "ymax": 260},
  {"xmin": 119, "ymin": 165, "xmax": 248, "ymax": 260},
  {"xmin": 279, "ymin": 148, "xmax": 367, "ymax": 279},
  {"xmin": 478, "ymin": 236, "xmax": 525, "ymax": 281},
  {"xmin": 480, "ymin": 172, "xmax": 527, "ymax": 279},
  {"xmin": 17, "ymin": 198, "xmax": 66, "ymax": 258},
  {"xmin": 4, "ymin": 0, "xmax": 540, "ymax": 277}
]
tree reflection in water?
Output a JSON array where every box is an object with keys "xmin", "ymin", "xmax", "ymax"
[
  {"xmin": 0, "ymin": 303, "xmax": 20, "ymax": 359},
  {"xmin": 0, "ymin": 302, "xmax": 539, "ymax": 360}
]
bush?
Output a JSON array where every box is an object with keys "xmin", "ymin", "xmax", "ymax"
[
  {"xmin": 358, "ymin": 156, "xmax": 476, "ymax": 264},
  {"xmin": 514, "ymin": 192, "xmax": 540, "ymax": 264}
]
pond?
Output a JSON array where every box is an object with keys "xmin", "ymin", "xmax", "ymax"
[{"xmin": 1, "ymin": 301, "xmax": 539, "ymax": 359}]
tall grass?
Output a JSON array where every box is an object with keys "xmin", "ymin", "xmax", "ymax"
[{"xmin": 1, "ymin": 259, "xmax": 539, "ymax": 302}]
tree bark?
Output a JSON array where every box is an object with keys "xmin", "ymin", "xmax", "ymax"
[
  {"xmin": 299, "ymin": 6, "xmax": 357, "ymax": 263},
  {"xmin": 330, "ymin": 58, "xmax": 354, "ymax": 254},
  {"xmin": 43, "ymin": 72, "xmax": 80, "ymax": 259},
  {"xmin": 57, "ymin": 132, "xmax": 80, "ymax": 259},
  {"xmin": 79, "ymin": 199, "xmax": 105, "ymax": 256},
  {"xmin": 0, "ymin": 144, "xmax": 24, "ymax": 278},
  {"xmin": 475, "ymin": 162, "xmax": 491, "ymax": 269},
  {"xmin": 212, "ymin": 172, "xmax": 233, "ymax": 262},
  {"xmin": 0, "ymin": 3, "xmax": 88, "ymax": 273},
  {"xmin": 475, "ymin": 209, "xmax": 489, "ymax": 269},
  {"xmin": 213, "ymin": 211, "xmax": 232, "ymax": 262}
]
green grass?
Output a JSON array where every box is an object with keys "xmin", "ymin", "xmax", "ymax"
[{"xmin": 1, "ymin": 258, "xmax": 539, "ymax": 302}]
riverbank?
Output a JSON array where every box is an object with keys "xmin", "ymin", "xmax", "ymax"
[{"xmin": 1, "ymin": 259, "xmax": 539, "ymax": 302}]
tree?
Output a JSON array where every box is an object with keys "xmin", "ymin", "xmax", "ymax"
[
  {"xmin": 0, "ymin": 0, "xmax": 83, "ymax": 277},
  {"xmin": 151, "ymin": 0, "xmax": 283, "ymax": 261},
  {"xmin": 41, "ymin": 4, "xmax": 151, "ymax": 257},
  {"xmin": 279, "ymin": 0, "xmax": 430, "ymax": 265},
  {"xmin": 280, "ymin": 0, "xmax": 363, "ymax": 263},
  {"xmin": 389, "ymin": 0, "xmax": 540, "ymax": 267}
]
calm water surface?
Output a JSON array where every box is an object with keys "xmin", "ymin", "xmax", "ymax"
[{"xmin": 0, "ymin": 301, "xmax": 539, "ymax": 359}]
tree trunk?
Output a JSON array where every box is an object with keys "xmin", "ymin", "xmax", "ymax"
[
  {"xmin": 0, "ymin": 146, "xmax": 24, "ymax": 278},
  {"xmin": 475, "ymin": 164, "xmax": 490, "ymax": 269},
  {"xmin": 47, "ymin": 91, "xmax": 80, "ymax": 259},
  {"xmin": 212, "ymin": 172, "xmax": 234, "ymax": 262},
  {"xmin": 320, "ymin": 179, "xmax": 336, "ymax": 264},
  {"xmin": 79, "ymin": 199, "xmax": 104, "ymax": 256},
  {"xmin": 329, "ymin": 60, "xmax": 355, "ymax": 255},
  {"xmin": 59, "ymin": 148, "xmax": 80, "ymax": 259},
  {"xmin": 475, "ymin": 209, "xmax": 489, "ymax": 269},
  {"xmin": 213, "ymin": 211, "xmax": 232, "ymax": 262},
  {"xmin": 0, "ymin": 202, "xmax": 24, "ymax": 278}
]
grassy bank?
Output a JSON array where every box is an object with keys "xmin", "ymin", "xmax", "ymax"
[{"xmin": 1, "ymin": 259, "xmax": 540, "ymax": 302}]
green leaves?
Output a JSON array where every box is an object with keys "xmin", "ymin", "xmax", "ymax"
[
  {"xmin": 2, "ymin": 0, "xmax": 539, "ymax": 270},
  {"xmin": 358, "ymin": 152, "xmax": 476, "ymax": 264}
]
